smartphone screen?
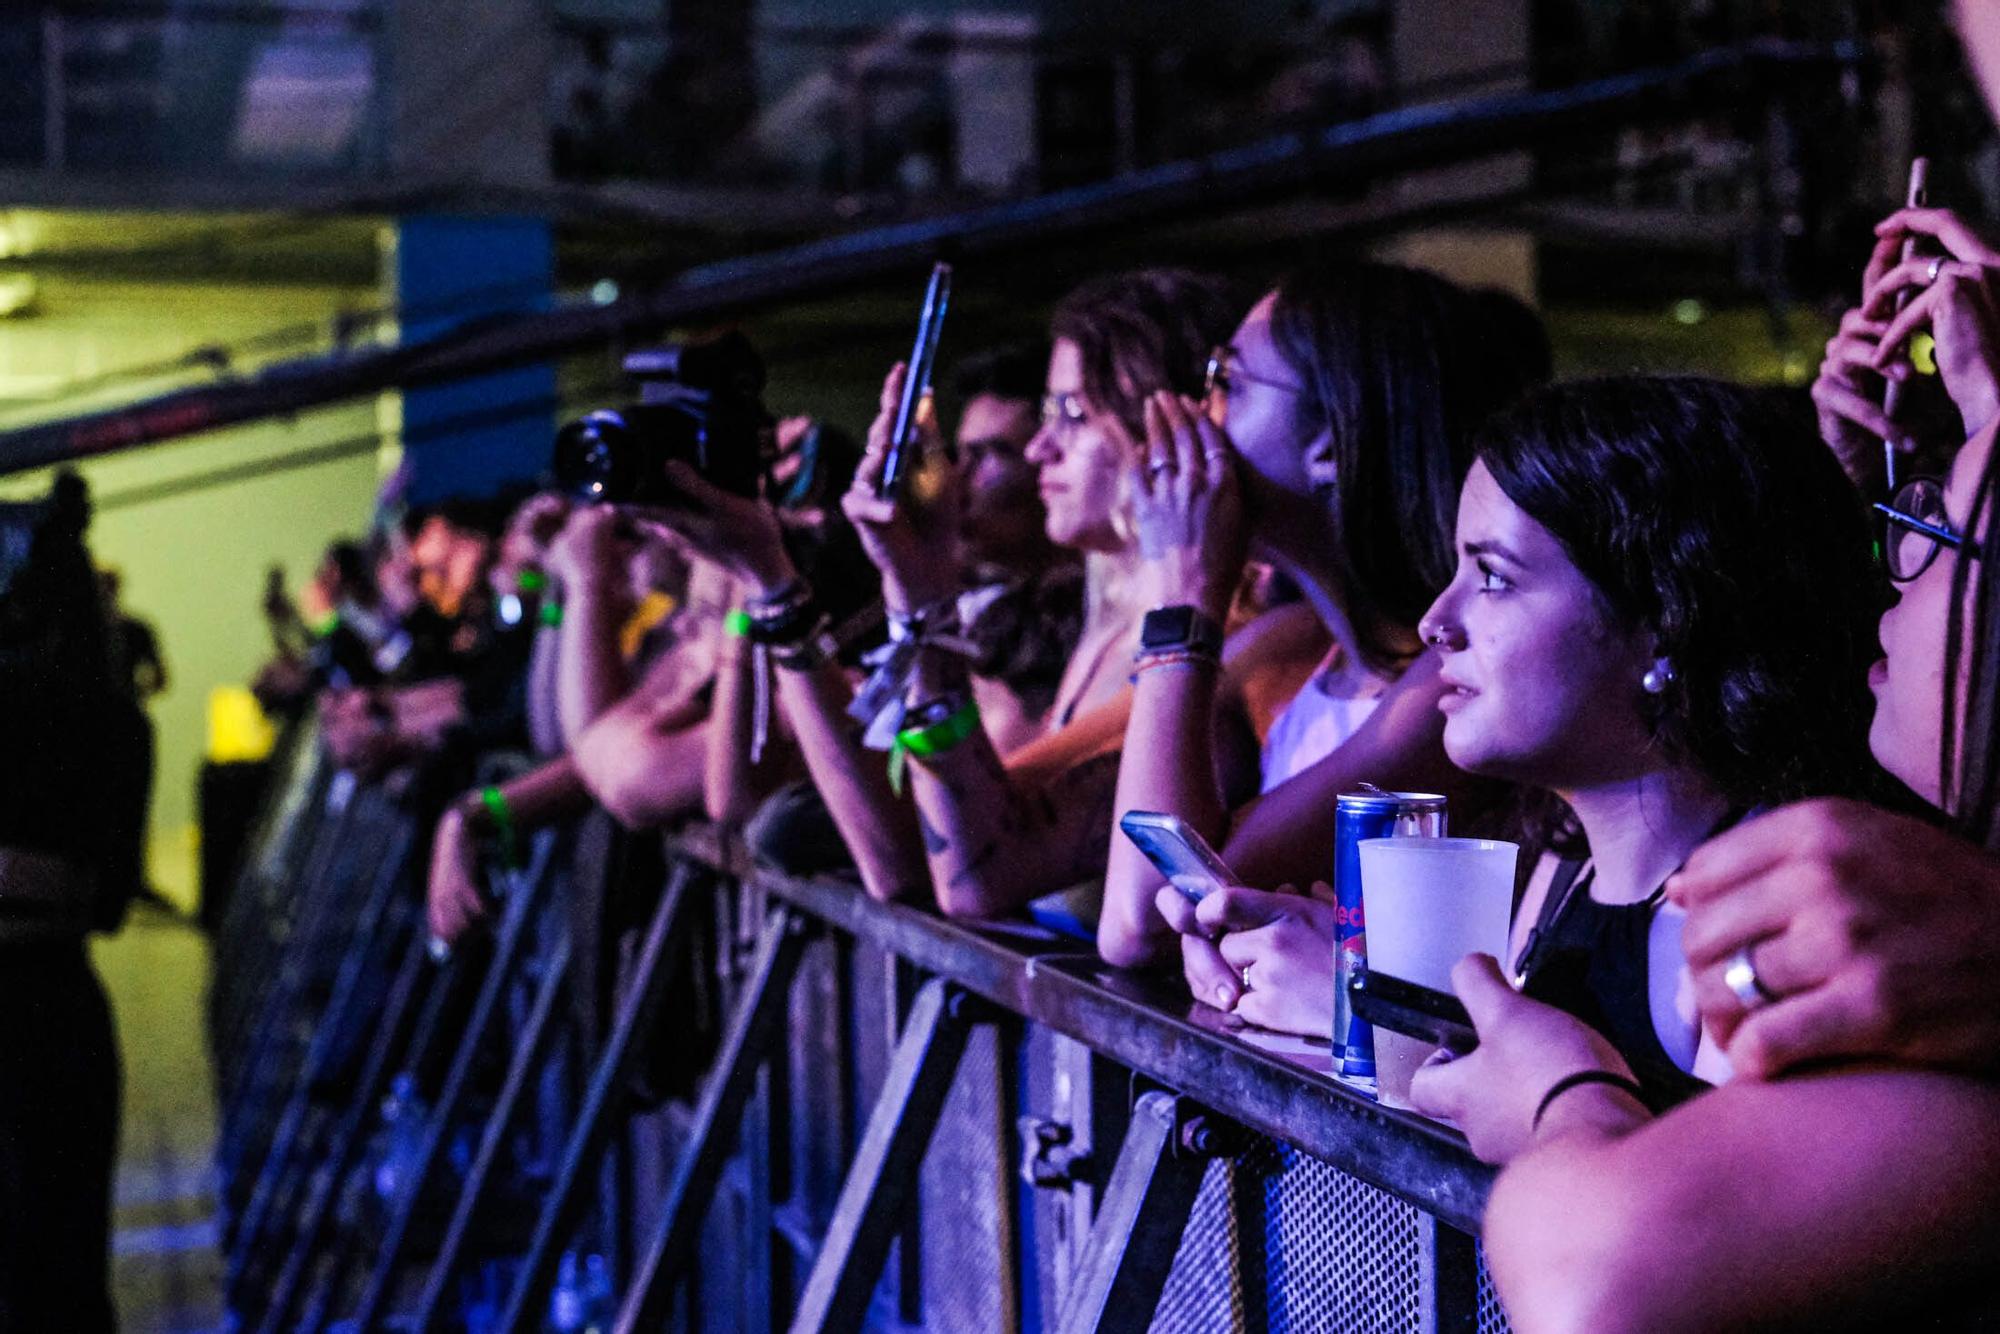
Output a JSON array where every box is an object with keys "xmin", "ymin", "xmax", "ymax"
[{"xmin": 1119, "ymin": 810, "xmax": 1238, "ymax": 904}]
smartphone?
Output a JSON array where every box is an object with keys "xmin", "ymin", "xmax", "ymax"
[
  {"xmin": 1881, "ymin": 156, "xmax": 1931, "ymax": 492},
  {"xmin": 1347, "ymin": 969, "xmax": 1478, "ymax": 1055},
  {"xmin": 1119, "ymin": 810, "xmax": 1238, "ymax": 904},
  {"xmin": 878, "ymin": 261, "xmax": 953, "ymax": 499}
]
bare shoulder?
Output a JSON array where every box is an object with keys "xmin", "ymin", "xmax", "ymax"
[{"xmin": 1221, "ymin": 601, "xmax": 1330, "ymax": 673}]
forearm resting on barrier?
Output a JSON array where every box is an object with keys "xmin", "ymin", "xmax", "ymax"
[
  {"xmin": 429, "ymin": 756, "xmax": 591, "ymax": 943},
  {"xmin": 1482, "ymin": 1071, "xmax": 2000, "ymax": 1334},
  {"xmin": 571, "ymin": 684, "xmax": 713, "ymax": 830},
  {"xmin": 1102, "ymin": 652, "xmax": 1226, "ymax": 967},
  {"xmin": 904, "ymin": 649, "xmax": 1118, "ymax": 919},
  {"xmin": 774, "ymin": 658, "xmax": 930, "ymax": 902}
]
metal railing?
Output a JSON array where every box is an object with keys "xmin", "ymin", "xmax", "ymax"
[{"xmin": 212, "ymin": 742, "xmax": 1504, "ymax": 1332}]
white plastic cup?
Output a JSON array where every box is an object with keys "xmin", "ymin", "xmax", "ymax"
[{"xmin": 1356, "ymin": 836, "xmax": 1518, "ymax": 1109}]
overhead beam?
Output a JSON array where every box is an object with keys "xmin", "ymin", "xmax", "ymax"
[{"xmin": 0, "ymin": 40, "xmax": 1855, "ymax": 476}]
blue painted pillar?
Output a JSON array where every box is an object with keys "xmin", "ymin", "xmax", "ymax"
[{"xmin": 392, "ymin": 214, "xmax": 555, "ymax": 505}]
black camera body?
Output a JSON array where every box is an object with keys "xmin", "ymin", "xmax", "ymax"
[{"xmin": 553, "ymin": 331, "xmax": 769, "ymax": 506}]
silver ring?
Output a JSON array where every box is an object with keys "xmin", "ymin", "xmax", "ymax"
[
  {"xmin": 1722, "ymin": 943, "xmax": 1778, "ymax": 1011},
  {"xmin": 1929, "ymin": 255, "xmax": 1946, "ymax": 284},
  {"xmin": 1147, "ymin": 456, "xmax": 1175, "ymax": 478},
  {"xmin": 1239, "ymin": 964, "xmax": 1254, "ymax": 993}
]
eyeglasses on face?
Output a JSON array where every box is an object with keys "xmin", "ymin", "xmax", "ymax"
[
  {"xmin": 1874, "ymin": 476, "xmax": 1982, "ymax": 582},
  {"xmin": 1039, "ymin": 391, "xmax": 1089, "ymax": 436},
  {"xmin": 1202, "ymin": 345, "xmax": 1308, "ymax": 409}
]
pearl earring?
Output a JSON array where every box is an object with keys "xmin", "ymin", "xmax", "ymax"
[{"xmin": 1641, "ymin": 659, "xmax": 1676, "ymax": 695}]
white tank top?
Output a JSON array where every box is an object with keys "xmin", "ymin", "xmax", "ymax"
[{"xmin": 1258, "ymin": 651, "xmax": 1385, "ymax": 793}]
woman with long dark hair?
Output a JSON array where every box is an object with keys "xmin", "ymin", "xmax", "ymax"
[{"xmin": 1106, "ymin": 261, "xmax": 1546, "ymax": 989}]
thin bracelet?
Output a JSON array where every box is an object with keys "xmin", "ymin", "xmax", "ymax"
[
  {"xmin": 1531, "ymin": 1069, "xmax": 1649, "ymax": 1132},
  {"xmin": 1130, "ymin": 650, "xmax": 1221, "ymax": 683}
]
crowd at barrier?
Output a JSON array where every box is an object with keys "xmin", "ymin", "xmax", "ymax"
[{"xmin": 24, "ymin": 9, "xmax": 2000, "ymax": 1331}]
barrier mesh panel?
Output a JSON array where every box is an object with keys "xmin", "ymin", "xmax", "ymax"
[
  {"xmin": 1476, "ymin": 1246, "xmax": 1512, "ymax": 1334},
  {"xmin": 1150, "ymin": 1156, "xmax": 1245, "ymax": 1331},
  {"xmin": 1265, "ymin": 1144, "xmax": 1424, "ymax": 1331},
  {"xmin": 1150, "ymin": 1139, "xmax": 1426, "ymax": 1333},
  {"xmin": 920, "ymin": 1022, "xmax": 1014, "ymax": 1333}
]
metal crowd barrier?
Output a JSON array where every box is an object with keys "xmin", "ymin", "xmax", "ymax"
[{"xmin": 210, "ymin": 748, "xmax": 1506, "ymax": 1333}]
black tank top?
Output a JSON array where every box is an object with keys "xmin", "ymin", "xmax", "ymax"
[{"xmin": 1517, "ymin": 858, "xmax": 1711, "ymax": 1111}]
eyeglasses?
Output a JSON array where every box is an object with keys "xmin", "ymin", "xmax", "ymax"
[
  {"xmin": 1039, "ymin": 391, "xmax": 1089, "ymax": 438},
  {"xmin": 1203, "ymin": 344, "xmax": 1308, "ymax": 410},
  {"xmin": 1874, "ymin": 476, "xmax": 1981, "ymax": 582}
]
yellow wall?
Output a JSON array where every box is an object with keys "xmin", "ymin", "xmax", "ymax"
[{"xmin": 0, "ymin": 271, "xmax": 386, "ymax": 901}]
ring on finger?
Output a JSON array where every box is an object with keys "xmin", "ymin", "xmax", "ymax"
[
  {"xmin": 1722, "ymin": 942, "xmax": 1780, "ymax": 1011},
  {"xmin": 1147, "ymin": 456, "xmax": 1176, "ymax": 478},
  {"xmin": 1928, "ymin": 255, "xmax": 1946, "ymax": 284}
]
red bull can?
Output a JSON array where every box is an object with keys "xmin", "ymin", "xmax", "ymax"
[{"xmin": 1332, "ymin": 787, "xmax": 1448, "ymax": 1084}]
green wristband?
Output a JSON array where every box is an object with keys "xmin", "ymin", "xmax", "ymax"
[
  {"xmin": 888, "ymin": 697, "xmax": 981, "ymax": 795},
  {"xmin": 516, "ymin": 568, "xmax": 548, "ymax": 594},
  {"xmin": 479, "ymin": 785, "xmax": 522, "ymax": 870},
  {"xmin": 538, "ymin": 600, "xmax": 565, "ymax": 627},
  {"xmin": 724, "ymin": 609, "xmax": 754, "ymax": 638}
]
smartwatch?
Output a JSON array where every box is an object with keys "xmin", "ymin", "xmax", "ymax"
[{"xmin": 1139, "ymin": 605, "xmax": 1224, "ymax": 657}]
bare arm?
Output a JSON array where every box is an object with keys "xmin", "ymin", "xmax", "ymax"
[
  {"xmin": 772, "ymin": 659, "xmax": 931, "ymax": 902},
  {"xmin": 526, "ymin": 620, "xmax": 565, "ymax": 756},
  {"xmin": 701, "ymin": 607, "xmax": 807, "ymax": 828},
  {"xmin": 1485, "ymin": 1071, "xmax": 2000, "ymax": 1333},
  {"xmin": 549, "ymin": 508, "xmax": 637, "ymax": 739},
  {"xmin": 702, "ymin": 610, "xmax": 760, "ymax": 826},
  {"xmin": 902, "ymin": 647, "xmax": 1123, "ymax": 918},
  {"xmin": 570, "ymin": 642, "xmax": 715, "ymax": 830},
  {"xmin": 1219, "ymin": 650, "xmax": 1463, "ymax": 890},
  {"xmin": 428, "ymin": 753, "xmax": 595, "ymax": 943},
  {"xmin": 1102, "ymin": 605, "xmax": 1325, "ymax": 967}
]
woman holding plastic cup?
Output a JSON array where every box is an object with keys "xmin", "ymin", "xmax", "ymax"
[{"xmin": 1401, "ymin": 375, "xmax": 1898, "ymax": 1141}]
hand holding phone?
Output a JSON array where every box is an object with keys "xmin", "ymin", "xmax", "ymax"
[
  {"xmin": 1119, "ymin": 810, "xmax": 1238, "ymax": 904},
  {"xmin": 879, "ymin": 262, "xmax": 953, "ymax": 500}
]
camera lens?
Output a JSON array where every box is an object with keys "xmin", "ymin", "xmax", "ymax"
[{"xmin": 552, "ymin": 410, "xmax": 640, "ymax": 505}]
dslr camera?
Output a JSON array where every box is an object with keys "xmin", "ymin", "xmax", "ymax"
[{"xmin": 552, "ymin": 330, "xmax": 769, "ymax": 506}]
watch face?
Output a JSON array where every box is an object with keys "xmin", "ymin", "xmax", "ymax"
[{"xmin": 1142, "ymin": 606, "xmax": 1196, "ymax": 649}]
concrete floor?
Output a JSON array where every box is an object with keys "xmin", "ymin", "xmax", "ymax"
[{"xmin": 94, "ymin": 903, "xmax": 224, "ymax": 1333}]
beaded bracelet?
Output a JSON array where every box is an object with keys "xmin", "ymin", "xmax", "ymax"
[{"xmin": 1129, "ymin": 647, "xmax": 1221, "ymax": 684}]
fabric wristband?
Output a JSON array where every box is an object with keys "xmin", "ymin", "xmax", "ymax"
[
  {"xmin": 478, "ymin": 785, "xmax": 523, "ymax": 871},
  {"xmin": 724, "ymin": 609, "xmax": 754, "ymax": 638},
  {"xmin": 1130, "ymin": 648, "xmax": 1222, "ymax": 683},
  {"xmin": 538, "ymin": 600, "xmax": 565, "ymax": 627},
  {"xmin": 888, "ymin": 696, "xmax": 981, "ymax": 795},
  {"xmin": 1530, "ymin": 1069, "xmax": 1649, "ymax": 1132},
  {"xmin": 516, "ymin": 569, "xmax": 548, "ymax": 594}
]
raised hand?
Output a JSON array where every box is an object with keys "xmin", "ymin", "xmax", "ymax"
[
  {"xmin": 1130, "ymin": 391, "xmax": 1246, "ymax": 618},
  {"xmin": 1865, "ymin": 207, "xmax": 2000, "ymax": 439},
  {"xmin": 841, "ymin": 361, "xmax": 962, "ymax": 614},
  {"xmin": 1671, "ymin": 799, "xmax": 2000, "ymax": 1078}
]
